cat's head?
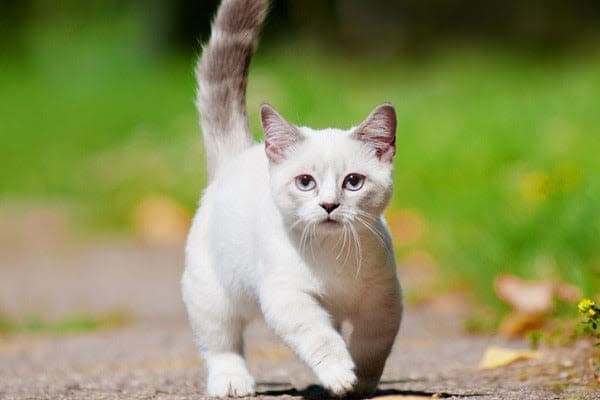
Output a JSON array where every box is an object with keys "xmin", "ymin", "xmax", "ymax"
[{"xmin": 260, "ymin": 103, "xmax": 396, "ymax": 235}]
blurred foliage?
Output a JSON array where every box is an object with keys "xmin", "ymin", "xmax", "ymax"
[
  {"xmin": 0, "ymin": 310, "xmax": 130, "ymax": 335},
  {"xmin": 2, "ymin": 0, "xmax": 600, "ymax": 55},
  {"xmin": 0, "ymin": 1, "xmax": 598, "ymax": 312}
]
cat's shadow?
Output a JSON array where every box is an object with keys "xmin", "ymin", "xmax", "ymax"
[{"xmin": 256, "ymin": 382, "xmax": 472, "ymax": 399}]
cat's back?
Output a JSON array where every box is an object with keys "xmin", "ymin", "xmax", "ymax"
[
  {"xmin": 209, "ymin": 143, "xmax": 270, "ymax": 204},
  {"xmin": 186, "ymin": 144, "xmax": 275, "ymax": 291},
  {"xmin": 198, "ymin": 143, "xmax": 276, "ymax": 241}
]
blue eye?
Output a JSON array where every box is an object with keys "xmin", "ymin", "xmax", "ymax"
[
  {"xmin": 343, "ymin": 174, "xmax": 365, "ymax": 191},
  {"xmin": 295, "ymin": 174, "xmax": 317, "ymax": 191}
]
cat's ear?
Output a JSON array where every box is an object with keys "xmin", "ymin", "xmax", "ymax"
[
  {"xmin": 260, "ymin": 103, "xmax": 301, "ymax": 163},
  {"xmin": 353, "ymin": 103, "xmax": 397, "ymax": 162}
]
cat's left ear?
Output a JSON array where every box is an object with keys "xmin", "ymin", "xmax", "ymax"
[
  {"xmin": 353, "ymin": 103, "xmax": 397, "ymax": 162},
  {"xmin": 260, "ymin": 103, "xmax": 301, "ymax": 163}
]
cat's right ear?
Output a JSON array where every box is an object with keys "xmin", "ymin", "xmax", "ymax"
[
  {"xmin": 260, "ymin": 103, "xmax": 301, "ymax": 163},
  {"xmin": 353, "ymin": 103, "xmax": 397, "ymax": 163}
]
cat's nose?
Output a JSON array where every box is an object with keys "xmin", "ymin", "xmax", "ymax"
[{"xmin": 320, "ymin": 202, "xmax": 340, "ymax": 214}]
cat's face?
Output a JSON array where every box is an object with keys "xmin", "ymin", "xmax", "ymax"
[{"xmin": 261, "ymin": 104, "xmax": 396, "ymax": 235}]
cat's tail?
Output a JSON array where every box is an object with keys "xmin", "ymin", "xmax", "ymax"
[{"xmin": 196, "ymin": 0, "xmax": 268, "ymax": 180}]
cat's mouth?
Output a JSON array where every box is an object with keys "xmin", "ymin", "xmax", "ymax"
[{"xmin": 321, "ymin": 217, "xmax": 341, "ymax": 226}]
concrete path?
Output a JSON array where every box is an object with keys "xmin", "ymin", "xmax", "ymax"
[{"xmin": 0, "ymin": 212, "xmax": 598, "ymax": 399}]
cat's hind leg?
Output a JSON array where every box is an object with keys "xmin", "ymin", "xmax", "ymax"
[{"xmin": 181, "ymin": 266, "xmax": 255, "ymax": 397}]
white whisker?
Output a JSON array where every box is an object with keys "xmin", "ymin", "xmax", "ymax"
[
  {"xmin": 290, "ymin": 217, "xmax": 304, "ymax": 230},
  {"xmin": 348, "ymin": 224, "xmax": 362, "ymax": 278},
  {"xmin": 299, "ymin": 222, "xmax": 310, "ymax": 257},
  {"xmin": 355, "ymin": 215, "xmax": 395, "ymax": 263},
  {"xmin": 335, "ymin": 223, "xmax": 347, "ymax": 261},
  {"xmin": 309, "ymin": 223, "xmax": 317, "ymax": 260}
]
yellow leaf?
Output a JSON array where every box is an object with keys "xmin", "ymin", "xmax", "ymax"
[
  {"xmin": 385, "ymin": 208, "xmax": 424, "ymax": 246},
  {"xmin": 131, "ymin": 195, "xmax": 190, "ymax": 245},
  {"xmin": 494, "ymin": 274, "xmax": 554, "ymax": 314},
  {"xmin": 479, "ymin": 346, "xmax": 540, "ymax": 370}
]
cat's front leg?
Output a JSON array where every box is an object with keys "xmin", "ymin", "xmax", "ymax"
[
  {"xmin": 348, "ymin": 285, "xmax": 402, "ymax": 397},
  {"xmin": 259, "ymin": 276, "xmax": 357, "ymax": 396}
]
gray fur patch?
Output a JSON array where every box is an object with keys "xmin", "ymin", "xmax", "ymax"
[
  {"xmin": 217, "ymin": 0, "xmax": 267, "ymax": 34},
  {"xmin": 197, "ymin": 0, "xmax": 268, "ymax": 180},
  {"xmin": 202, "ymin": 42, "xmax": 252, "ymax": 84}
]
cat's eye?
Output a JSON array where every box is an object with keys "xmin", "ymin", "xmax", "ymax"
[
  {"xmin": 343, "ymin": 174, "xmax": 365, "ymax": 191},
  {"xmin": 295, "ymin": 174, "xmax": 317, "ymax": 191}
]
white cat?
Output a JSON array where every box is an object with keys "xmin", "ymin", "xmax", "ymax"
[{"xmin": 181, "ymin": 0, "xmax": 402, "ymax": 397}]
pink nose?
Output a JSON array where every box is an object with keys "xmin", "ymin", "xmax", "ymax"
[{"xmin": 320, "ymin": 203, "xmax": 340, "ymax": 214}]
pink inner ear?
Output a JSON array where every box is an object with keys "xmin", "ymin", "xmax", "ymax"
[
  {"xmin": 265, "ymin": 141, "xmax": 284, "ymax": 162},
  {"xmin": 373, "ymin": 135, "xmax": 396, "ymax": 159},
  {"xmin": 355, "ymin": 104, "xmax": 397, "ymax": 162},
  {"xmin": 260, "ymin": 104, "xmax": 301, "ymax": 163}
]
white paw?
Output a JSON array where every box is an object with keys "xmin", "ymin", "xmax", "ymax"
[
  {"xmin": 314, "ymin": 356, "xmax": 357, "ymax": 396},
  {"xmin": 207, "ymin": 371, "xmax": 256, "ymax": 398}
]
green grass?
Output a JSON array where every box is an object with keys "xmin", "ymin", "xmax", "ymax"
[
  {"xmin": 0, "ymin": 311, "xmax": 130, "ymax": 335},
  {"xmin": 1, "ymin": 21, "xmax": 598, "ymax": 311}
]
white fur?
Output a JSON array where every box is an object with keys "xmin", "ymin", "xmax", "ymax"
[{"xmin": 182, "ymin": 121, "xmax": 403, "ymax": 398}]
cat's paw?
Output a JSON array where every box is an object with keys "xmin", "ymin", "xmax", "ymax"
[
  {"xmin": 314, "ymin": 355, "xmax": 357, "ymax": 396},
  {"xmin": 207, "ymin": 371, "xmax": 256, "ymax": 398}
]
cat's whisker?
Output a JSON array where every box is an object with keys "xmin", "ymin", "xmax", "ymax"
[
  {"xmin": 335, "ymin": 223, "xmax": 347, "ymax": 261},
  {"xmin": 342, "ymin": 223, "xmax": 353, "ymax": 267},
  {"xmin": 342, "ymin": 224, "xmax": 352, "ymax": 271},
  {"xmin": 355, "ymin": 209, "xmax": 382, "ymax": 225},
  {"xmin": 299, "ymin": 223, "xmax": 310, "ymax": 257},
  {"xmin": 355, "ymin": 216, "xmax": 395, "ymax": 263},
  {"xmin": 334, "ymin": 224, "xmax": 345, "ymax": 273},
  {"xmin": 354, "ymin": 215, "xmax": 382, "ymax": 243},
  {"xmin": 185, "ymin": 0, "xmax": 403, "ymax": 395},
  {"xmin": 347, "ymin": 224, "xmax": 362, "ymax": 278},
  {"xmin": 334, "ymin": 212, "xmax": 357, "ymax": 271},
  {"xmin": 290, "ymin": 217, "xmax": 304, "ymax": 231},
  {"xmin": 353, "ymin": 211, "xmax": 385, "ymax": 239},
  {"xmin": 356, "ymin": 216, "xmax": 385, "ymax": 243},
  {"xmin": 309, "ymin": 223, "xmax": 317, "ymax": 260}
]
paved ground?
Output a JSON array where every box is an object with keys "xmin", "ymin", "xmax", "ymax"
[{"xmin": 0, "ymin": 208, "xmax": 598, "ymax": 399}]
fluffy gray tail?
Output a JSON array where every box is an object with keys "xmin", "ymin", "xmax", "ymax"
[{"xmin": 196, "ymin": 0, "xmax": 268, "ymax": 180}]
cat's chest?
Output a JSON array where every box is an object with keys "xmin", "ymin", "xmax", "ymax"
[
  {"xmin": 313, "ymin": 266, "xmax": 375, "ymax": 315},
  {"xmin": 310, "ymin": 251, "xmax": 395, "ymax": 313}
]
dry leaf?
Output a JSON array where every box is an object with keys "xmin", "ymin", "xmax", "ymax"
[
  {"xmin": 555, "ymin": 282, "xmax": 582, "ymax": 303},
  {"xmin": 398, "ymin": 250, "xmax": 438, "ymax": 290},
  {"xmin": 132, "ymin": 196, "xmax": 190, "ymax": 245},
  {"xmin": 498, "ymin": 311, "xmax": 545, "ymax": 337},
  {"xmin": 494, "ymin": 275, "xmax": 555, "ymax": 314},
  {"xmin": 494, "ymin": 275, "xmax": 584, "ymax": 336},
  {"xmin": 479, "ymin": 346, "xmax": 541, "ymax": 370},
  {"xmin": 385, "ymin": 209, "xmax": 424, "ymax": 246}
]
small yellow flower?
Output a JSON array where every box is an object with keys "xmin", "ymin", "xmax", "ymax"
[
  {"xmin": 519, "ymin": 170, "xmax": 551, "ymax": 203},
  {"xmin": 578, "ymin": 299, "xmax": 595, "ymax": 314},
  {"xmin": 589, "ymin": 308, "xmax": 597, "ymax": 317}
]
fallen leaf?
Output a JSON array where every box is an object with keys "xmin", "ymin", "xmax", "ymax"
[
  {"xmin": 555, "ymin": 282, "xmax": 582, "ymax": 303},
  {"xmin": 498, "ymin": 311, "xmax": 545, "ymax": 337},
  {"xmin": 132, "ymin": 196, "xmax": 190, "ymax": 245},
  {"xmin": 494, "ymin": 275, "xmax": 584, "ymax": 336},
  {"xmin": 385, "ymin": 209, "xmax": 424, "ymax": 246},
  {"xmin": 494, "ymin": 275, "xmax": 554, "ymax": 314},
  {"xmin": 479, "ymin": 346, "xmax": 541, "ymax": 370},
  {"xmin": 397, "ymin": 250, "xmax": 438, "ymax": 289}
]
